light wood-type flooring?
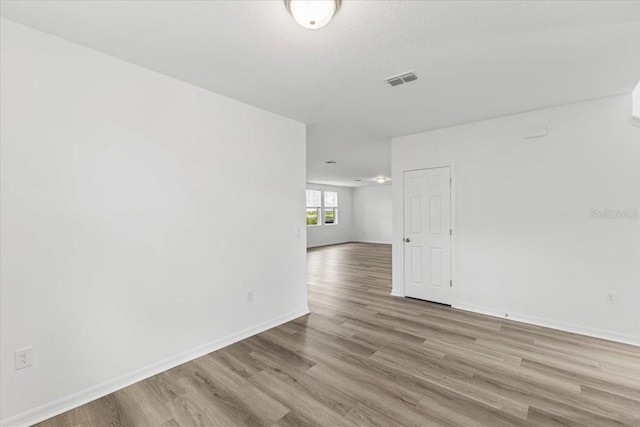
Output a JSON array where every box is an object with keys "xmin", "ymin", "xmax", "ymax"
[{"xmin": 37, "ymin": 243, "xmax": 640, "ymax": 426}]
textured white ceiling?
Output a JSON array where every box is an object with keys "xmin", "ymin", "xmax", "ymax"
[{"xmin": 2, "ymin": 1, "xmax": 640, "ymax": 187}]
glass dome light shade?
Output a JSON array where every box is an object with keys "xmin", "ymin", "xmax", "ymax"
[{"xmin": 286, "ymin": 0, "xmax": 340, "ymax": 30}]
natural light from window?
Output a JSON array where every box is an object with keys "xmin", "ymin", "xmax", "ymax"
[
  {"xmin": 324, "ymin": 191, "xmax": 338, "ymax": 225},
  {"xmin": 306, "ymin": 189, "xmax": 321, "ymax": 226}
]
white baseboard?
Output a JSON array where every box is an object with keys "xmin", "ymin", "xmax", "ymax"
[
  {"xmin": 306, "ymin": 240, "xmax": 352, "ymax": 248},
  {"xmin": 307, "ymin": 240, "xmax": 391, "ymax": 249},
  {"xmin": 390, "ymin": 289, "xmax": 404, "ymax": 297},
  {"xmin": 354, "ymin": 240, "xmax": 392, "ymax": 245},
  {"xmin": 453, "ymin": 302, "xmax": 640, "ymax": 347},
  {"xmin": 0, "ymin": 307, "xmax": 310, "ymax": 427}
]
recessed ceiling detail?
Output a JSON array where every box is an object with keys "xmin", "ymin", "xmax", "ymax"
[
  {"xmin": 385, "ymin": 71, "xmax": 418, "ymax": 87},
  {"xmin": 324, "ymin": 160, "xmax": 337, "ymax": 164}
]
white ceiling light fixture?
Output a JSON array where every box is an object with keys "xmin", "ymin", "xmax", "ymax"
[
  {"xmin": 376, "ymin": 177, "xmax": 387, "ymax": 183},
  {"xmin": 285, "ymin": 0, "xmax": 341, "ymax": 30}
]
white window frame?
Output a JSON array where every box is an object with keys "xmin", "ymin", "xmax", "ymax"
[
  {"xmin": 324, "ymin": 191, "xmax": 338, "ymax": 225},
  {"xmin": 306, "ymin": 189, "xmax": 322, "ymax": 227}
]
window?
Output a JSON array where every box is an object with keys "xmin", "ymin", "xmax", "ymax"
[
  {"xmin": 306, "ymin": 189, "xmax": 321, "ymax": 226},
  {"xmin": 324, "ymin": 191, "xmax": 338, "ymax": 225}
]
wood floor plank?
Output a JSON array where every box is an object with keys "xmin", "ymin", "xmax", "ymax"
[
  {"xmin": 270, "ymin": 410, "xmax": 319, "ymax": 427},
  {"xmin": 344, "ymin": 402, "xmax": 408, "ymax": 427},
  {"xmin": 79, "ymin": 395, "xmax": 135, "ymax": 427},
  {"xmin": 35, "ymin": 242, "xmax": 640, "ymax": 426},
  {"xmin": 248, "ymin": 369, "xmax": 356, "ymax": 427},
  {"xmin": 112, "ymin": 384, "xmax": 173, "ymax": 426},
  {"xmin": 306, "ymin": 363, "xmax": 448, "ymax": 427},
  {"xmin": 191, "ymin": 355, "xmax": 290, "ymax": 424},
  {"xmin": 35, "ymin": 407, "xmax": 88, "ymax": 427},
  {"xmin": 161, "ymin": 393, "xmax": 217, "ymax": 427},
  {"xmin": 170, "ymin": 360, "xmax": 277, "ymax": 427}
]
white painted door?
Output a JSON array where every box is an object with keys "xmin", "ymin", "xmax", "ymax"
[{"xmin": 403, "ymin": 167, "xmax": 452, "ymax": 304}]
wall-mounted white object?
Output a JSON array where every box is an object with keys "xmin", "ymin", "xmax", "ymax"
[
  {"xmin": 14, "ymin": 347, "xmax": 33, "ymax": 370},
  {"xmin": 523, "ymin": 124, "xmax": 548, "ymax": 139}
]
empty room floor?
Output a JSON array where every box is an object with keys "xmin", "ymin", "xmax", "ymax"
[{"xmin": 37, "ymin": 243, "xmax": 640, "ymax": 426}]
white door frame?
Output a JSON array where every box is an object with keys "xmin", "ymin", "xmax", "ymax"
[{"xmin": 396, "ymin": 164, "xmax": 457, "ymax": 304}]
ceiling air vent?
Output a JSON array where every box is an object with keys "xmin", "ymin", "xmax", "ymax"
[{"xmin": 384, "ymin": 71, "xmax": 418, "ymax": 87}]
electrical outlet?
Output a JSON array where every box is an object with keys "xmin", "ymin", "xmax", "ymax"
[
  {"xmin": 606, "ymin": 292, "xmax": 616, "ymax": 305},
  {"xmin": 15, "ymin": 347, "xmax": 33, "ymax": 370},
  {"xmin": 247, "ymin": 289, "xmax": 254, "ymax": 303}
]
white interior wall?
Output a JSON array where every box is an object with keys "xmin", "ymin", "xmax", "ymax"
[
  {"xmin": 0, "ymin": 19, "xmax": 308, "ymax": 425},
  {"xmin": 352, "ymin": 185, "xmax": 392, "ymax": 244},
  {"xmin": 392, "ymin": 94, "xmax": 640, "ymax": 345},
  {"xmin": 306, "ymin": 183, "xmax": 353, "ymax": 248}
]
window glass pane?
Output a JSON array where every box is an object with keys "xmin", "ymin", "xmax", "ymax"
[
  {"xmin": 325, "ymin": 208, "xmax": 338, "ymax": 224},
  {"xmin": 307, "ymin": 208, "xmax": 320, "ymax": 226},
  {"xmin": 306, "ymin": 189, "xmax": 322, "ymax": 208},
  {"xmin": 325, "ymin": 191, "xmax": 338, "ymax": 208}
]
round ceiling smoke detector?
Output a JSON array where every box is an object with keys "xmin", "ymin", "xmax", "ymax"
[{"xmin": 285, "ymin": 0, "xmax": 341, "ymax": 30}]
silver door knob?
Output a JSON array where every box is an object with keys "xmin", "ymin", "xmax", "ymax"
[{"xmin": 404, "ymin": 237, "xmax": 411, "ymax": 242}]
